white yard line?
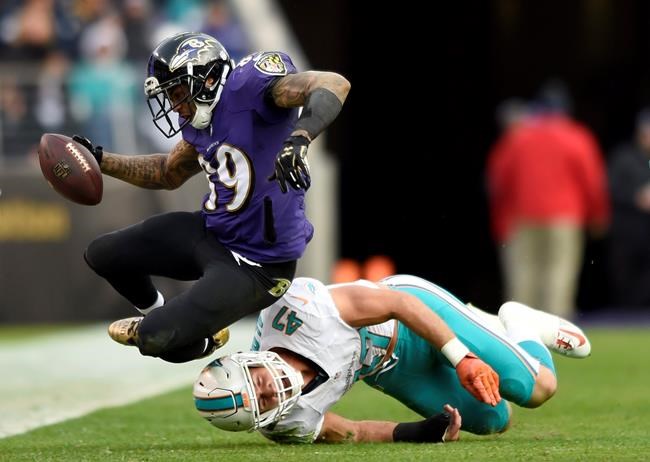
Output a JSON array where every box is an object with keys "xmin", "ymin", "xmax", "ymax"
[{"xmin": 0, "ymin": 318, "xmax": 256, "ymax": 439}]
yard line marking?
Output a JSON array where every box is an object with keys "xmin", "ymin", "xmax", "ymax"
[{"xmin": 0, "ymin": 319, "xmax": 255, "ymax": 438}]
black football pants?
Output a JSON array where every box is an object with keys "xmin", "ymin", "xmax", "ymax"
[{"xmin": 84, "ymin": 211, "xmax": 296, "ymax": 363}]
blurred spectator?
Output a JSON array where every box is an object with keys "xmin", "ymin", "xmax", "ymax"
[
  {"xmin": 68, "ymin": 14, "xmax": 137, "ymax": 149},
  {"xmin": 35, "ymin": 50, "xmax": 70, "ymax": 131},
  {"xmin": 201, "ymin": 0, "xmax": 250, "ymax": 62},
  {"xmin": 150, "ymin": 0, "xmax": 250, "ymax": 63},
  {"xmin": 0, "ymin": 0, "xmax": 55, "ymax": 60},
  {"xmin": 0, "ymin": 0, "xmax": 80, "ymax": 60},
  {"xmin": 0, "ymin": 77, "xmax": 36, "ymax": 158},
  {"xmin": 0, "ymin": 0, "xmax": 253, "ymax": 161},
  {"xmin": 162, "ymin": 0, "xmax": 203, "ymax": 29},
  {"xmin": 495, "ymin": 97, "xmax": 530, "ymax": 132},
  {"xmin": 71, "ymin": 0, "xmax": 112, "ymax": 24},
  {"xmin": 607, "ymin": 108, "xmax": 650, "ymax": 307},
  {"xmin": 486, "ymin": 81, "xmax": 610, "ymax": 319},
  {"xmin": 488, "ymin": 98, "xmax": 531, "ymax": 259},
  {"xmin": 121, "ymin": 0, "xmax": 154, "ymax": 64}
]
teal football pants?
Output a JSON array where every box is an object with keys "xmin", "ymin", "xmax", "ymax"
[{"xmin": 363, "ymin": 276, "xmax": 540, "ymax": 434}]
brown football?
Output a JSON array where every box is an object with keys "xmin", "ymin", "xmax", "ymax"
[{"xmin": 38, "ymin": 133, "xmax": 103, "ymax": 206}]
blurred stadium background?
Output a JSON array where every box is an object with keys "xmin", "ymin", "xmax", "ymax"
[{"xmin": 2, "ymin": 0, "xmax": 650, "ymax": 452}]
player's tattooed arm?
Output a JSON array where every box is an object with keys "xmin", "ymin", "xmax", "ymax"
[
  {"xmin": 100, "ymin": 140, "xmax": 202, "ymax": 190},
  {"xmin": 270, "ymin": 71, "xmax": 350, "ymax": 108},
  {"xmin": 270, "ymin": 71, "xmax": 350, "ymax": 142}
]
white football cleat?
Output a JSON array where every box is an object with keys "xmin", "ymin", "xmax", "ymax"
[{"xmin": 498, "ymin": 301, "xmax": 591, "ymax": 358}]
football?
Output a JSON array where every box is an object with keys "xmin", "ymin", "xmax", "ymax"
[{"xmin": 38, "ymin": 133, "xmax": 103, "ymax": 206}]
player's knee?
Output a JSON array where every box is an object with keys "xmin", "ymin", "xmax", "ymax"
[
  {"xmin": 136, "ymin": 322, "xmax": 174, "ymax": 357},
  {"xmin": 500, "ymin": 402, "xmax": 513, "ymax": 433},
  {"xmin": 500, "ymin": 376, "xmax": 536, "ymax": 407},
  {"xmin": 465, "ymin": 403, "xmax": 511, "ymax": 435},
  {"xmin": 525, "ymin": 367, "xmax": 557, "ymax": 408},
  {"xmin": 84, "ymin": 233, "xmax": 118, "ymax": 275}
]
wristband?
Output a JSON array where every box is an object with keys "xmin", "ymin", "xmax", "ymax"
[
  {"xmin": 294, "ymin": 88, "xmax": 342, "ymax": 140},
  {"xmin": 94, "ymin": 145, "xmax": 104, "ymax": 165},
  {"xmin": 441, "ymin": 337, "xmax": 470, "ymax": 367},
  {"xmin": 393, "ymin": 413, "xmax": 451, "ymax": 443}
]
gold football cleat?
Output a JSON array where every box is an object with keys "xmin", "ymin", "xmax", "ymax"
[
  {"xmin": 108, "ymin": 316, "xmax": 142, "ymax": 346},
  {"xmin": 212, "ymin": 327, "xmax": 230, "ymax": 349},
  {"xmin": 200, "ymin": 327, "xmax": 230, "ymax": 358},
  {"xmin": 107, "ymin": 317, "xmax": 230, "ymax": 357}
]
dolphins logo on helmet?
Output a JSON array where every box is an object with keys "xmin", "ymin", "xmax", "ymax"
[{"xmin": 194, "ymin": 351, "xmax": 304, "ymax": 432}]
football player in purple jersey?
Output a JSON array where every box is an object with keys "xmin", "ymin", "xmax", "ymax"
[{"xmin": 73, "ymin": 32, "xmax": 350, "ymax": 363}]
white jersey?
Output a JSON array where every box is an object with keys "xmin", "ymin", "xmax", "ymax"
[{"xmin": 253, "ymin": 277, "xmax": 396, "ymax": 443}]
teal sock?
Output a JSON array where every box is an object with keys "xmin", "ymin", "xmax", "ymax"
[{"xmin": 519, "ymin": 340, "xmax": 556, "ymax": 375}]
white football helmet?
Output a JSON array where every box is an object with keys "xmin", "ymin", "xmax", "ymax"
[{"xmin": 193, "ymin": 351, "xmax": 304, "ymax": 432}]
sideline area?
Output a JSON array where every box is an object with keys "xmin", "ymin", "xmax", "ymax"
[{"xmin": 0, "ymin": 318, "xmax": 256, "ymax": 438}]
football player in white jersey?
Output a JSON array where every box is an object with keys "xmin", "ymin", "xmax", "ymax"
[{"xmin": 193, "ymin": 275, "xmax": 591, "ymax": 444}]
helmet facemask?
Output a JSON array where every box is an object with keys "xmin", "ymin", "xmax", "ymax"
[
  {"xmin": 144, "ymin": 32, "xmax": 233, "ymax": 138},
  {"xmin": 194, "ymin": 351, "xmax": 304, "ymax": 432},
  {"xmin": 144, "ymin": 60, "xmax": 231, "ymax": 137}
]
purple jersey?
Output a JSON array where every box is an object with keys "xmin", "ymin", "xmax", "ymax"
[{"xmin": 182, "ymin": 51, "xmax": 313, "ymax": 263}]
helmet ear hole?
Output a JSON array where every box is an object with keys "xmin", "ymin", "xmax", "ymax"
[{"xmin": 204, "ymin": 74, "xmax": 217, "ymax": 91}]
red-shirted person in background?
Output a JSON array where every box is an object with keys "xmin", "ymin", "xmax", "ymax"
[{"xmin": 486, "ymin": 80, "xmax": 610, "ymax": 319}]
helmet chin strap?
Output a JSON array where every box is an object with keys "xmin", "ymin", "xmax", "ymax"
[
  {"xmin": 190, "ymin": 102, "xmax": 214, "ymax": 129},
  {"xmin": 189, "ymin": 62, "xmax": 231, "ymax": 130}
]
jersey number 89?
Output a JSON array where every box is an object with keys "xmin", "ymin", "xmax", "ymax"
[{"xmin": 198, "ymin": 144, "xmax": 253, "ymax": 213}]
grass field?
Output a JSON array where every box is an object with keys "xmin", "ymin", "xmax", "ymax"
[
  {"xmin": 1, "ymin": 328, "xmax": 649, "ymax": 461},
  {"xmin": 0, "ymin": 324, "xmax": 87, "ymax": 343}
]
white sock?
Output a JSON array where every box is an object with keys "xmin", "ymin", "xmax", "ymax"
[
  {"xmin": 467, "ymin": 303, "xmax": 506, "ymax": 335},
  {"xmin": 502, "ymin": 319, "xmax": 551, "ymax": 374},
  {"xmin": 501, "ymin": 315, "xmax": 550, "ymax": 355},
  {"xmin": 136, "ymin": 291, "xmax": 164, "ymax": 315},
  {"xmin": 504, "ymin": 324, "xmax": 544, "ymax": 345}
]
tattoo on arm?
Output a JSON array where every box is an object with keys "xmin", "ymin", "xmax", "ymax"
[
  {"xmin": 164, "ymin": 140, "xmax": 203, "ymax": 188},
  {"xmin": 100, "ymin": 140, "xmax": 201, "ymax": 190},
  {"xmin": 271, "ymin": 71, "xmax": 350, "ymax": 108}
]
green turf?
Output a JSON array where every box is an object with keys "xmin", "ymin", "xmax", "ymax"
[
  {"xmin": 0, "ymin": 324, "xmax": 88, "ymax": 343},
  {"xmin": 1, "ymin": 328, "xmax": 649, "ymax": 461}
]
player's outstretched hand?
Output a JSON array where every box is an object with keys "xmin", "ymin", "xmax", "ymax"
[
  {"xmin": 72, "ymin": 134, "xmax": 104, "ymax": 165},
  {"xmin": 456, "ymin": 353, "xmax": 501, "ymax": 406},
  {"xmin": 442, "ymin": 404, "xmax": 461, "ymax": 442},
  {"xmin": 269, "ymin": 135, "xmax": 311, "ymax": 193}
]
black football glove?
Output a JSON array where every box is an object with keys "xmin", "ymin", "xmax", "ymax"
[
  {"xmin": 72, "ymin": 134, "xmax": 104, "ymax": 165},
  {"xmin": 269, "ymin": 135, "xmax": 311, "ymax": 193}
]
